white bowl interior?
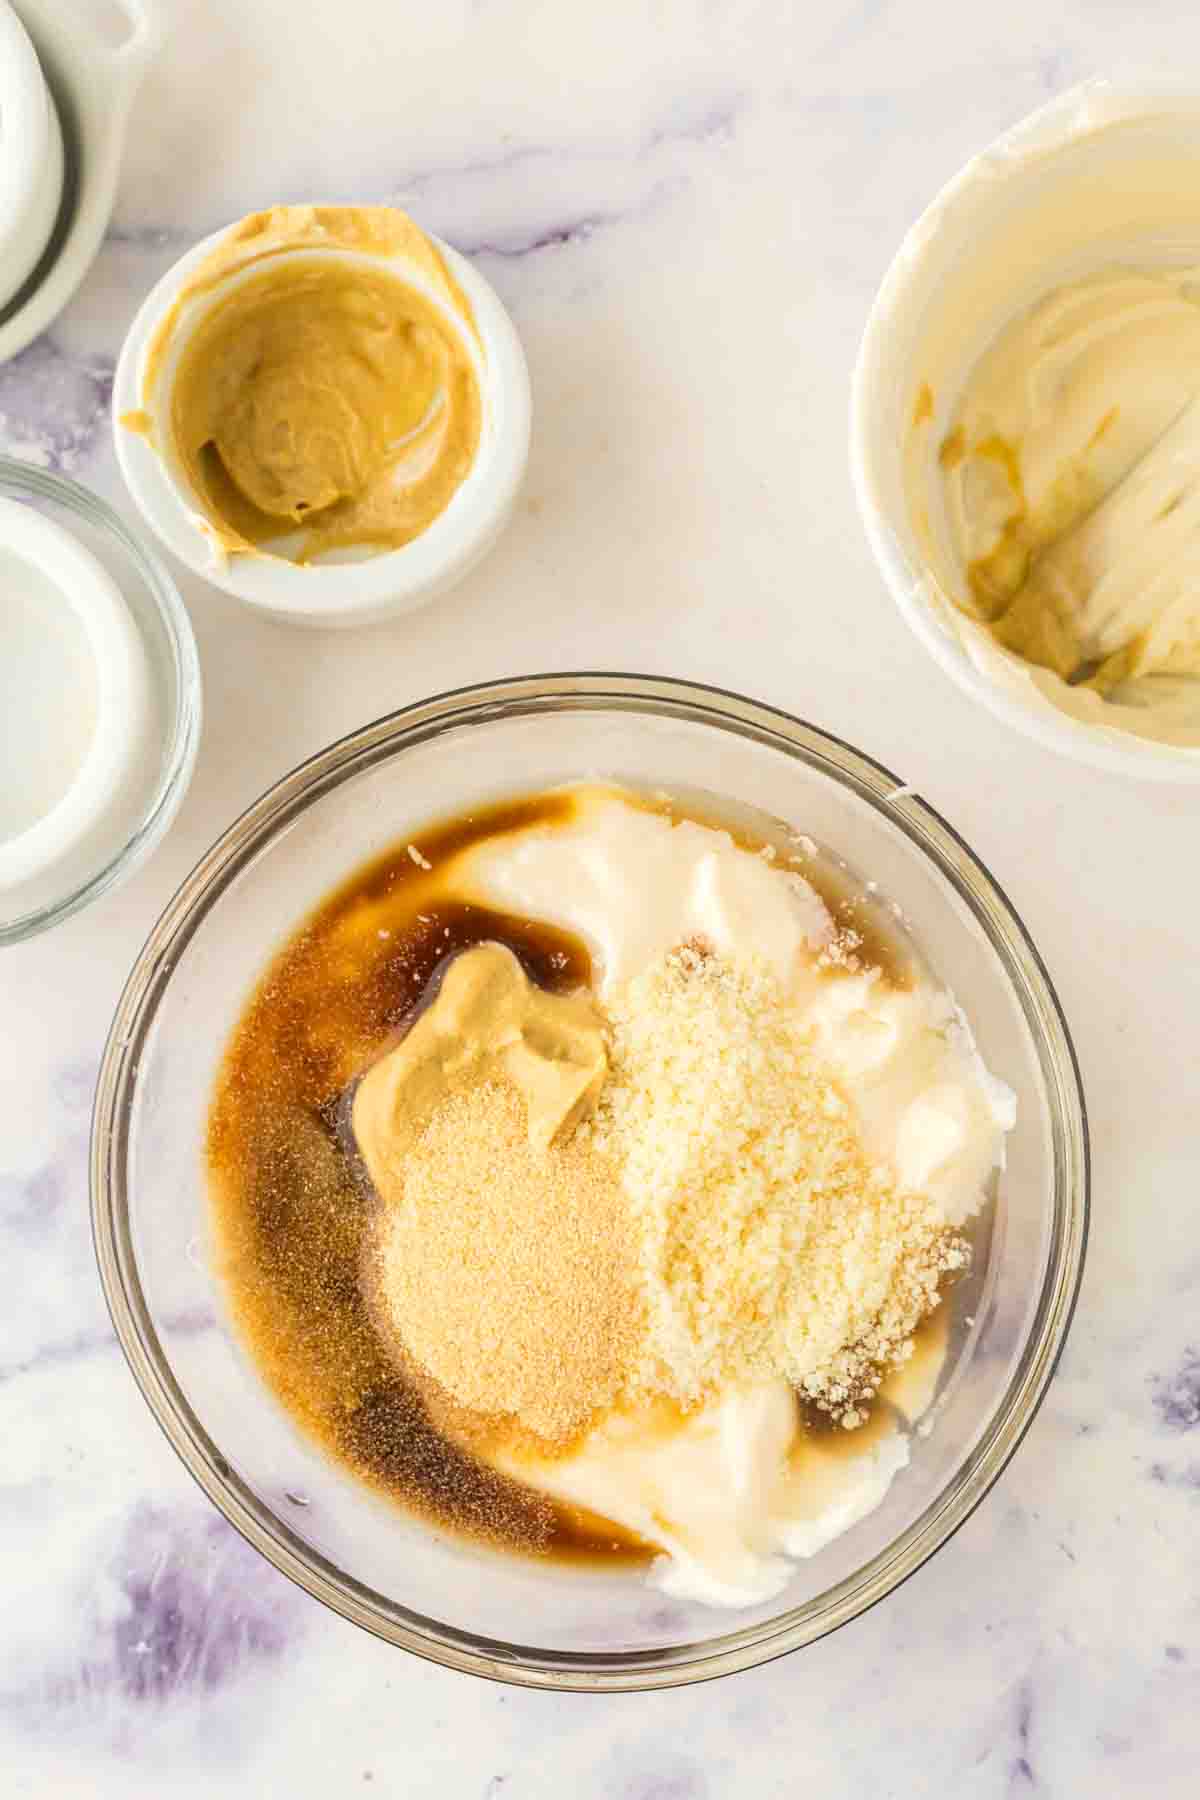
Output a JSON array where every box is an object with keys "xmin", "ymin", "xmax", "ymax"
[
  {"xmin": 0, "ymin": 0, "xmax": 64, "ymax": 312},
  {"xmin": 853, "ymin": 83, "xmax": 1200, "ymax": 777},
  {"xmin": 119, "ymin": 701, "xmax": 1070, "ymax": 1665}
]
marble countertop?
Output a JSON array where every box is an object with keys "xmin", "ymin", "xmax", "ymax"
[{"xmin": 3, "ymin": 1, "xmax": 1198, "ymax": 1792}]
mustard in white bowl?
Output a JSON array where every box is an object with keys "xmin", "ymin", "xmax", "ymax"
[{"xmin": 115, "ymin": 206, "xmax": 531, "ymax": 629}]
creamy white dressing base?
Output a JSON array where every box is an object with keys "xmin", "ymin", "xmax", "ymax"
[
  {"xmin": 447, "ymin": 788, "xmax": 1013, "ymax": 1609},
  {"xmin": 944, "ymin": 269, "xmax": 1200, "ymax": 709}
]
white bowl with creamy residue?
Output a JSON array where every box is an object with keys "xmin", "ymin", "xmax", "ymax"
[
  {"xmin": 113, "ymin": 223, "xmax": 531, "ymax": 629},
  {"xmin": 852, "ymin": 79, "xmax": 1200, "ymax": 781}
]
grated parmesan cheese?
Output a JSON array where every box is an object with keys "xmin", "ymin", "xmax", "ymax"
[{"xmin": 585, "ymin": 947, "xmax": 964, "ymax": 1419}]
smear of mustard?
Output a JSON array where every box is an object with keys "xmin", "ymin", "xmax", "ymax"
[
  {"xmin": 132, "ymin": 206, "xmax": 482, "ymax": 562},
  {"xmin": 352, "ymin": 943, "xmax": 609, "ymax": 1197}
]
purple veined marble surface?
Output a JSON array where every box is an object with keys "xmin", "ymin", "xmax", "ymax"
[{"xmin": 2, "ymin": 0, "xmax": 1198, "ymax": 1792}]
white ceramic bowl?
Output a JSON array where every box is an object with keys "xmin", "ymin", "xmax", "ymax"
[
  {"xmin": 113, "ymin": 226, "xmax": 531, "ymax": 629},
  {"xmin": 0, "ymin": 0, "xmax": 64, "ymax": 312},
  {"xmin": 851, "ymin": 80, "xmax": 1200, "ymax": 782},
  {"xmin": 0, "ymin": 0, "xmax": 163, "ymax": 364}
]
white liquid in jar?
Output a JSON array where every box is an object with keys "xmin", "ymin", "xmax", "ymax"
[
  {"xmin": 0, "ymin": 497, "xmax": 154, "ymax": 906},
  {"xmin": 0, "ymin": 548, "xmax": 100, "ymax": 838}
]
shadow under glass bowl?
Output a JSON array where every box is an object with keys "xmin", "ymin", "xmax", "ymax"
[{"xmin": 91, "ymin": 675, "xmax": 1088, "ymax": 1691}]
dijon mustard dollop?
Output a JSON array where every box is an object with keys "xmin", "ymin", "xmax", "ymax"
[{"xmin": 129, "ymin": 205, "xmax": 482, "ymax": 562}]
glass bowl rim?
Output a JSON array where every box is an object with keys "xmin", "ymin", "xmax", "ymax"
[
  {"xmin": 0, "ymin": 456, "xmax": 202, "ymax": 945},
  {"xmin": 90, "ymin": 673, "xmax": 1089, "ymax": 1692}
]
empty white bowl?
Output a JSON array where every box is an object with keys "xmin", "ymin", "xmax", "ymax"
[
  {"xmin": 113, "ymin": 222, "xmax": 531, "ymax": 629},
  {"xmin": 0, "ymin": 0, "xmax": 164, "ymax": 364},
  {"xmin": 851, "ymin": 80, "xmax": 1200, "ymax": 781},
  {"xmin": 0, "ymin": 0, "xmax": 64, "ymax": 312}
]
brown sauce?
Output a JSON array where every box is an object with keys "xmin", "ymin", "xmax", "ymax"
[
  {"xmin": 209, "ymin": 789, "xmax": 648, "ymax": 1565},
  {"xmin": 795, "ymin": 1297, "xmax": 952, "ymax": 1446},
  {"xmin": 208, "ymin": 783, "xmax": 973, "ymax": 1571}
]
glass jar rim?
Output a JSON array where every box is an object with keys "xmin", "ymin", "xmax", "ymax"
[{"xmin": 0, "ymin": 457, "xmax": 201, "ymax": 944}]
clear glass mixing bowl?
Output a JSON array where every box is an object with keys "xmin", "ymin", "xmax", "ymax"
[{"xmin": 91, "ymin": 676, "xmax": 1088, "ymax": 1690}]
